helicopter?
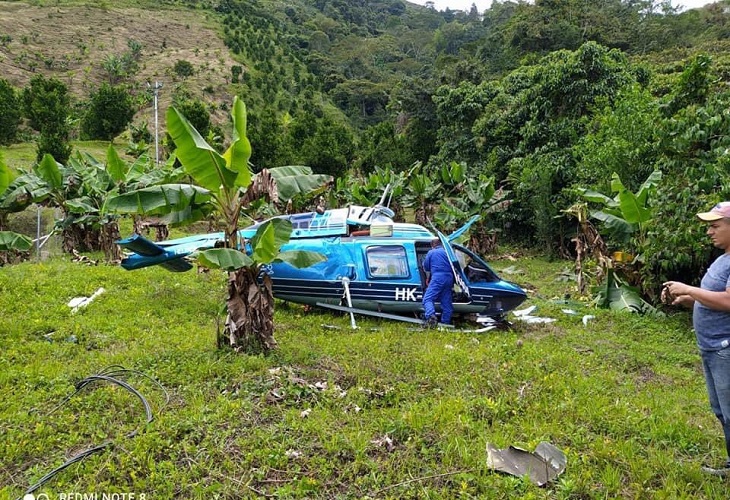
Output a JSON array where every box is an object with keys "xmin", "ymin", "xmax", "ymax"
[{"xmin": 117, "ymin": 190, "xmax": 527, "ymax": 327}]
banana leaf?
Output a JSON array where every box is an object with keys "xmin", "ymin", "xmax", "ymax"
[
  {"xmin": 198, "ymin": 248, "xmax": 253, "ymax": 271},
  {"xmin": 35, "ymin": 154, "xmax": 64, "ymax": 190},
  {"xmin": 0, "ymin": 231, "xmax": 32, "ymax": 251},
  {"xmin": 251, "ymin": 218, "xmax": 293, "ymax": 264},
  {"xmin": 106, "ymin": 144, "xmax": 128, "ymax": 183},
  {"xmin": 593, "ymin": 268, "xmax": 660, "ymax": 315},
  {"xmin": 106, "ymin": 184, "xmax": 211, "ymax": 216},
  {"xmin": 221, "ymin": 96, "xmax": 252, "ymax": 188},
  {"xmin": 267, "ymin": 165, "xmax": 332, "ymax": 202},
  {"xmin": 0, "ymin": 159, "xmax": 10, "ymax": 194},
  {"xmin": 589, "ymin": 210, "xmax": 635, "ymax": 244},
  {"xmin": 167, "ymin": 107, "xmax": 236, "ymax": 193}
]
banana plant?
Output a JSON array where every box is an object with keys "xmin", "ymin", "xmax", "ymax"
[
  {"xmin": 0, "ymin": 160, "xmax": 33, "ymax": 260},
  {"xmin": 240, "ymin": 165, "xmax": 333, "ymax": 220},
  {"xmin": 436, "ymin": 172, "xmax": 511, "ymax": 254},
  {"xmin": 402, "ymin": 162, "xmax": 443, "ymax": 225},
  {"xmin": 575, "ymin": 170, "xmax": 663, "ymax": 313},
  {"xmin": 593, "ymin": 267, "xmax": 660, "ymax": 315},
  {"xmin": 107, "ymin": 97, "xmax": 326, "ymax": 353},
  {"xmin": 577, "ymin": 170, "xmax": 662, "ymax": 252},
  {"xmin": 0, "ymin": 153, "xmax": 99, "ymax": 254},
  {"xmin": 331, "ymin": 166, "xmax": 406, "ymax": 217}
]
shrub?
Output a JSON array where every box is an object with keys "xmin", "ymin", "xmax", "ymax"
[{"xmin": 80, "ymin": 84, "xmax": 136, "ymax": 141}]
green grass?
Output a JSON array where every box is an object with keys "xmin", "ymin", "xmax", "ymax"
[
  {"xmin": 2, "ymin": 141, "xmax": 129, "ymax": 172},
  {"xmin": 1, "ymin": 253, "xmax": 727, "ymax": 499}
]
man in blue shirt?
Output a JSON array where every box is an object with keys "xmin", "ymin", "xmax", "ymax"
[
  {"xmin": 422, "ymin": 238, "xmax": 454, "ymax": 326},
  {"xmin": 664, "ymin": 201, "xmax": 730, "ymax": 476}
]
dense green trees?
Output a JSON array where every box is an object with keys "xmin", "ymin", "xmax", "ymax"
[{"xmin": 0, "ymin": 79, "xmax": 20, "ymax": 146}]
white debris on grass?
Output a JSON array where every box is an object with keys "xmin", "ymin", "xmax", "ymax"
[
  {"xmin": 513, "ymin": 305, "xmax": 537, "ymax": 317},
  {"xmin": 67, "ymin": 287, "xmax": 105, "ymax": 313},
  {"xmin": 582, "ymin": 315, "xmax": 596, "ymax": 326},
  {"xmin": 512, "ymin": 305, "xmax": 556, "ymax": 324}
]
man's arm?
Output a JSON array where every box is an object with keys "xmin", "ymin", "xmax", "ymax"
[{"xmin": 664, "ymin": 281, "xmax": 730, "ymax": 311}]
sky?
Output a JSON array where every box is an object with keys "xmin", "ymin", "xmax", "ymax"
[{"xmin": 409, "ymin": 0, "xmax": 720, "ymax": 14}]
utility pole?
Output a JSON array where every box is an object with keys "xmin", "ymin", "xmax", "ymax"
[{"xmin": 148, "ymin": 81, "xmax": 163, "ymax": 166}]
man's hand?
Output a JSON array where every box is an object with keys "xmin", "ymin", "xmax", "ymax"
[{"xmin": 662, "ymin": 281, "xmax": 695, "ymax": 308}]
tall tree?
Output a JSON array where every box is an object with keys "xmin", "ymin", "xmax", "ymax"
[{"xmin": 22, "ymin": 75, "xmax": 72, "ymax": 163}]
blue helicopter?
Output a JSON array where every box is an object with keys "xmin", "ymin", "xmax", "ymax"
[{"xmin": 117, "ymin": 192, "xmax": 527, "ymax": 326}]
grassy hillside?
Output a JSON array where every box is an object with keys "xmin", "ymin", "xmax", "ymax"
[
  {"xmin": 0, "ymin": 1, "xmax": 240, "ymax": 129},
  {"xmin": 1, "ymin": 252, "xmax": 728, "ymax": 498},
  {"xmin": 2, "ymin": 140, "xmax": 117, "ymax": 171}
]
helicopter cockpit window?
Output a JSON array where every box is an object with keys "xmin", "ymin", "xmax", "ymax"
[
  {"xmin": 454, "ymin": 245, "xmax": 499, "ymax": 283},
  {"xmin": 366, "ymin": 245, "xmax": 409, "ymax": 279}
]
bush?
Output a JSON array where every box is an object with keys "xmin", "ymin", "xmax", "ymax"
[
  {"xmin": 80, "ymin": 84, "xmax": 136, "ymax": 141},
  {"xmin": 173, "ymin": 59, "xmax": 195, "ymax": 78}
]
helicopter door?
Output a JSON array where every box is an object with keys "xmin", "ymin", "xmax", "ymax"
[
  {"xmin": 436, "ymin": 229, "xmax": 472, "ymax": 301},
  {"xmin": 446, "ymin": 215, "xmax": 480, "ymax": 242}
]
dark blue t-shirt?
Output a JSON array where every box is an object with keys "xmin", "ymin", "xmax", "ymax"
[
  {"xmin": 694, "ymin": 253, "xmax": 730, "ymax": 351},
  {"xmin": 424, "ymin": 247, "xmax": 452, "ymax": 276}
]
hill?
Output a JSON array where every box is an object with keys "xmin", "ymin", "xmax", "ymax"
[{"xmin": 0, "ymin": 1, "xmax": 239, "ymax": 129}]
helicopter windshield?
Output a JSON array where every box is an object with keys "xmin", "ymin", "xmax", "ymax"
[{"xmin": 453, "ymin": 244, "xmax": 500, "ymax": 283}]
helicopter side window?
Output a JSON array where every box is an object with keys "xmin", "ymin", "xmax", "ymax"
[{"xmin": 366, "ymin": 245, "xmax": 409, "ymax": 279}]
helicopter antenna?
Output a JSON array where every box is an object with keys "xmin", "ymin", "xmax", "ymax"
[{"xmin": 377, "ymin": 184, "xmax": 391, "ymax": 207}]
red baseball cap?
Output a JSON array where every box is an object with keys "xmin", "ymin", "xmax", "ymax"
[{"xmin": 697, "ymin": 202, "xmax": 730, "ymax": 221}]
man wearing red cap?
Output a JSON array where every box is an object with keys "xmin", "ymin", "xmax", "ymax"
[{"xmin": 664, "ymin": 201, "xmax": 730, "ymax": 476}]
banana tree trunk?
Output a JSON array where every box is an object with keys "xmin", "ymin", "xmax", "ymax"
[
  {"xmin": 415, "ymin": 207, "xmax": 427, "ymax": 226},
  {"xmin": 100, "ymin": 221, "xmax": 122, "ymax": 262},
  {"xmin": 61, "ymin": 224, "xmax": 100, "ymax": 253},
  {"xmin": 222, "ymin": 268, "xmax": 277, "ymax": 353}
]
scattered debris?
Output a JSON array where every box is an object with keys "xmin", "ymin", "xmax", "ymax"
[
  {"xmin": 476, "ymin": 315, "xmax": 498, "ymax": 324},
  {"xmin": 513, "ymin": 305, "xmax": 537, "ymax": 317},
  {"xmin": 67, "ymin": 287, "xmax": 105, "ymax": 313},
  {"xmin": 512, "ymin": 305, "xmax": 556, "ymax": 324},
  {"xmin": 561, "ymin": 309, "xmax": 578, "ymax": 315},
  {"xmin": 486, "ymin": 441, "xmax": 566, "ymax": 486},
  {"xmin": 370, "ymin": 435, "xmax": 395, "ymax": 452},
  {"xmin": 444, "ymin": 344, "xmax": 455, "ymax": 350},
  {"xmin": 285, "ymin": 449, "xmax": 302, "ymax": 459},
  {"xmin": 71, "ymin": 249, "xmax": 98, "ymax": 266},
  {"xmin": 344, "ymin": 403, "xmax": 362, "ymax": 413},
  {"xmin": 582, "ymin": 315, "xmax": 596, "ymax": 326},
  {"xmin": 300, "ymin": 408, "xmax": 312, "ymax": 418}
]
